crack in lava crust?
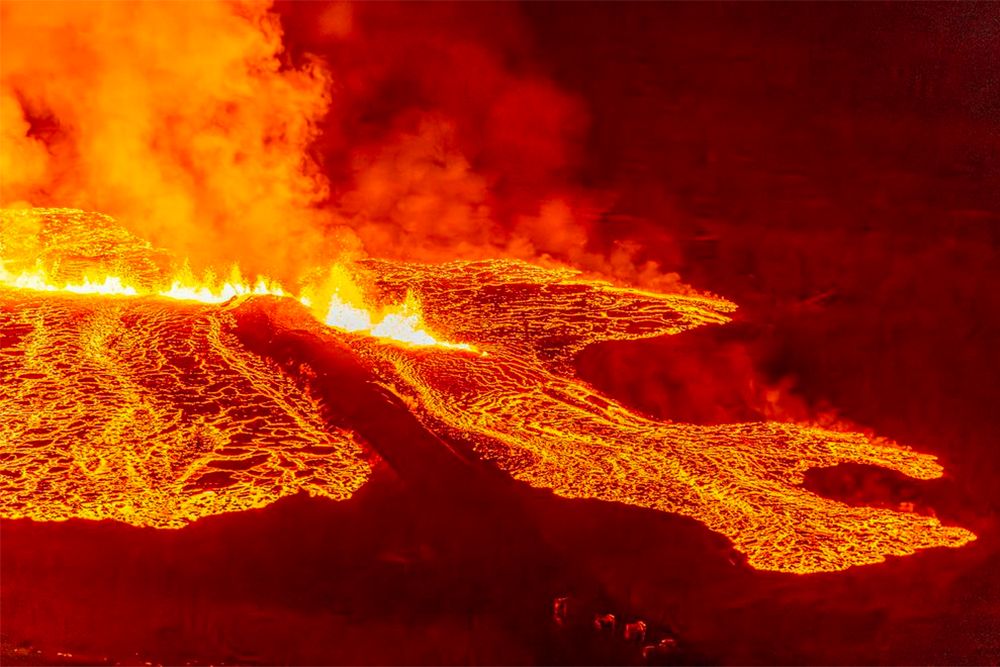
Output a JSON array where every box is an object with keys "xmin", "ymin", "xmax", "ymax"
[{"xmin": 0, "ymin": 209, "xmax": 976, "ymax": 573}]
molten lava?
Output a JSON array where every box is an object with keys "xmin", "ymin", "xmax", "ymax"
[
  {"xmin": 0, "ymin": 208, "xmax": 469, "ymax": 351},
  {"xmin": 0, "ymin": 208, "xmax": 976, "ymax": 573},
  {"xmin": 3, "ymin": 260, "xmax": 294, "ymax": 303}
]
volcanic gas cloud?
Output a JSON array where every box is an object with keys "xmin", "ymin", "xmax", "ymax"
[{"xmin": 0, "ymin": 0, "xmax": 977, "ymax": 577}]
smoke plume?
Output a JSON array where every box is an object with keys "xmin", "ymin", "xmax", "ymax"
[
  {"xmin": 2, "ymin": 1, "xmax": 689, "ymax": 289},
  {"xmin": 287, "ymin": 1, "xmax": 685, "ymax": 287},
  {"xmin": 1, "ymin": 0, "xmax": 335, "ymax": 278}
]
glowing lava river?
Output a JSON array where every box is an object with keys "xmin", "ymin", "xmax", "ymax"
[{"xmin": 0, "ymin": 208, "xmax": 976, "ymax": 574}]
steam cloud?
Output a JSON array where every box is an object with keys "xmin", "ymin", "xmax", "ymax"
[{"xmin": 1, "ymin": 1, "xmax": 684, "ymax": 290}]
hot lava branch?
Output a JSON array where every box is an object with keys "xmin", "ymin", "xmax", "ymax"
[{"xmin": 0, "ymin": 209, "xmax": 978, "ymax": 574}]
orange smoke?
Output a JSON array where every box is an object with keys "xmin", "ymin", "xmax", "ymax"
[
  {"xmin": 0, "ymin": 0, "xmax": 335, "ymax": 279},
  {"xmin": 1, "ymin": 1, "xmax": 691, "ymax": 294},
  {"xmin": 282, "ymin": 2, "xmax": 683, "ymax": 289}
]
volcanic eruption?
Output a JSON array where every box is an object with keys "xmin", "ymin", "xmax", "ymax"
[
  {"xmin": 0, "ymin": 206, "xmax": 976, "ymax": 574},
  {"xmin": 1, "ymin": 1, "xmax": 995, "ymax": 665}
]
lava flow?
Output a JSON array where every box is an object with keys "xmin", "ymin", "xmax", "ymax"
[
  {"xmin": 0, "ymin": 208, "xmax": 469, "ymax": 351},
  {"xmin": 0, "ymin": 208, "xmax": 976, "ymax": 574}
]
